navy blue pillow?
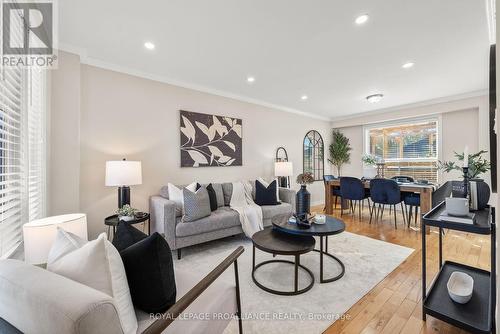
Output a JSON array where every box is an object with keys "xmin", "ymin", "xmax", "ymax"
[
  {"xmin": 114, "ymin": 224, "xmax": 176, "ymax": 313},
  {"xmin": 112, "ymin": 222, "xmax": 147, "ymax": 251},
  {"xmin": 255, "ymin": 180, "xmax": 279, "ymax": 205}
]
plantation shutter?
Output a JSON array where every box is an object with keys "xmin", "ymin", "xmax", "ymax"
[
  {"xmin": 0, "ymin": 11, "xmax": 46, "ymax": 258},
  {"xmin": 367, "ymin": 120, "xmax": 438, "ymax": 183}
]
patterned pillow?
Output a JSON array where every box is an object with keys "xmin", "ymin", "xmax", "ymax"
[{"xmin": 182, "ymin": 187, "xmax": 211, "ymax": 222}]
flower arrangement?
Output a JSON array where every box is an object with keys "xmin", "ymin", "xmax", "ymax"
[
  {"xmin": 296, "ymin": 172, "xmax": 314, "ymax": 186},
  {"xmin": 116, "ymin": 204, "xmax": 138, "ymax": 218},
  {"xmin": 438, "ymin": 150, "xmax": 491, "ymax": 179}
]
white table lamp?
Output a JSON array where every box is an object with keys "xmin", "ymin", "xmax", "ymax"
[
  {"xmin": 105, "ymin": 159, "xmax": 142, "ymax": 208},
  {"xmin": 274, "ymin": 161, "xmax": 293, "ymax": 188},
  {"xmin": 23, "ymin": 213, "xmax": 88, "ymax": 265}
]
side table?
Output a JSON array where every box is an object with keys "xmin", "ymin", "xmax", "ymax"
[{"xmin": 104, "ymin": 213, "xmax": 150, "ymax": 240}]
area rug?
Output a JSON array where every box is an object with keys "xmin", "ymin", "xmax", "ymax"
[{"xmin": 173, "ymin": 231, "xmax": 413, "ymax": 334}]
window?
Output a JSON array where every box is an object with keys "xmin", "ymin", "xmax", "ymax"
[
  {"xmin": 0, "ymin": 65, "xmax": 46, "ymax": 258},
  {"xmin": 303, "ymin": 130, "xmax": 324, "ymax": 181},
  {"xmin": 364, "ymin": 119, "xmax": 438, "ymax": 183}
]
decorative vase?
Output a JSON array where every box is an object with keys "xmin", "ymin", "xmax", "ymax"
[
  {"xmin": 296, "ymin": 185, "xmax": 310, "ymax": 215},
  {"xmin": 471, "ymin": 178, "xmax": 490, "ymax": 210},
  {"xmin": 363, "ymin": 166, "xmax": 377, "ymax": 179}
]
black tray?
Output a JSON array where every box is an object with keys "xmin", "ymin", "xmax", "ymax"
[
  {"xmin": 424, "ymin": 261, "xmax": 492, "ymax": 334},
  {"xmin": 422, "ymin": 201, "xmax": 492, "ymax": 235}
]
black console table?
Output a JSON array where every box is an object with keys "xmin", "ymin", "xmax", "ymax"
[{"xmin": 422, "ymin": 202, "xmax": 496, "ymax": 334}]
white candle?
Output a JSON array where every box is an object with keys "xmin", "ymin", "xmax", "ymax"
[{"xmin": 463, "ymin": 146, "xmax": 469, "ymax": 168}]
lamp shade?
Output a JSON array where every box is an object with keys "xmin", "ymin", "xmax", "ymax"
[
  {"xmin": 105, "ymin": 160, "xmax": 142, "ymax": 186},
  {"xmin": 275, "ymin": 161, "xmax": 293, "ymax": 177},
  {"xmin": 23, "ymin": 213, "xmax": 88, "ymax": 264}
]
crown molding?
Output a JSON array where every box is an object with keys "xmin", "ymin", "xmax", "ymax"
[
  {"xmin": 330, "ymin": 90, "xmax": 488, "ymax": 124},
  {"xmin": 57, "ymin": 45, "xmax": 330, "ymax": 122}
]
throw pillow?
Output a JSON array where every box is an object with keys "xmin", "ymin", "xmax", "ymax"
[
  {"xmin": 197, "ymin": 183, "xmax": 218, "ymax": 211},
  {"xmin": 183, "ymin": 187, "xmax": 211, "ymax": 222},
  {"xmin": 112, "ymin": 222, "xmax": 148, "ymax": 252},
  {"xmin": 47, "ymin": 233, "xmax": 138, "ymax": 334},
  {"xmin": 119, "ymin": 232, "xmax": 176, "ymax": 313},
  {"xmin": 255, "ymin": 179, "xmax": 279, "ymax": 205},
  {"xmin": 47, "ymin": 227, "xmax": 88, "ymax": 264},
  {"xmin": 167, "ymin": 182, "xmax": 197, "ymax": 216},
  {"xmin": 257, "ymin": 177, "xmax": 281, "ymax": 202}
]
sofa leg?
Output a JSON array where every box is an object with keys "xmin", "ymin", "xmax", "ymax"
[{"xmin": 177, "ymin": 249, "xmax": 182, "ymax": 260}]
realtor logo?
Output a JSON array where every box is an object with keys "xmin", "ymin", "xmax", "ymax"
[{"xmin": 2, "ymin": 0, "xmax": 57, "ymax": 68}]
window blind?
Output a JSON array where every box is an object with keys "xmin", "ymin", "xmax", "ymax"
[
  {"xmin": 366, "ymin": 120, "xmax": 438, "ymax": 183},
  {"xmin": 0, "ymin": 13, "xmax": 46, "ymax": 258}
]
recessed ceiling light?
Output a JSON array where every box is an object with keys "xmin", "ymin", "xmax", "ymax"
[
  {"xmin": 355, "ymin": 14, "xmax": 369, "ymax": 25},
  {"xmin": 144, "ymin": 42, "xmax": 155, "ymax": 50},
  {"xmin": 247, "ymin": 76, "xmax": 255, "ymax": 83},
  {"xmin": 301, "ymin": 95, "xmax": 308, "ymax": 100},
  {"xmin": 366, "ymin": 94, "xmax": 384, "ymax": 103},
  {"xmin": 402, "ymin": 62, "xmax": 415, "ymax": 69}
]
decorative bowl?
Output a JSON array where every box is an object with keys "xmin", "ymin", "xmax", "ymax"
[
  {"xmin": 118, "ymin": 215, "xmax": 134, "ymax": 222},
  {"xmin": 447, "ymin": 271, "xmax": 474, "ymax": 304},
  {"xmin": 445, "ymin": 197, "xmax": 469, "ymax": 217}
]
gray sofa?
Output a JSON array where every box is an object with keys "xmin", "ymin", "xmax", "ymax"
[{"xmin": 150, "ymin": 182, "xmax": 295, "ymax": 259}]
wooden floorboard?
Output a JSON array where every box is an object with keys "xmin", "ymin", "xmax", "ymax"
[{"xmin": 311, "ymin": 204, "xmax": 491, "ymax": 334}]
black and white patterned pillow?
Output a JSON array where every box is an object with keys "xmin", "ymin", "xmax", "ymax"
[{"xmin": 182, "ymin": 186, "xmax": 211, "ymax": 222}]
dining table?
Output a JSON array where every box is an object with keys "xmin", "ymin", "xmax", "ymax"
[{"xmin": 325, "ymin": 179, "xmax": 435, "ymax": 234}]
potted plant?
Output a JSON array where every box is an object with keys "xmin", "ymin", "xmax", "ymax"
[
  {"xmin": 296, "ymin": 172, "xmax": 314, "ymax": 215},
  {"xmin": 116, "ymin": 204, "xmax": 138, "ymax": 221},
  {"xmin": 328, "ymin": 130, "xmax": 352, "ymax": 176},
  {"xmin": 438, "ymin": 150, "xmax": 491, "ymax": 208},
  {"xmin": 361, "ymin": 154, "xmax": 378, "ymax": 178}
]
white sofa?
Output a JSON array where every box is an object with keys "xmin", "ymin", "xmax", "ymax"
[{"xmin": 0, "ymin": 247, "xmax": 243, "ymax": 334}]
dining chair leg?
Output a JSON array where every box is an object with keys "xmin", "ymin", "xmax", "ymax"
[
  {"xmin": 358, "ymin": 200, "xmax": 362, "ymax": 220},
  {"xmin": 400, "ymin": 202, "xmax": 408, "ymax": 227},
  {"xmin": 381, "ymin": 205, "xmax": 385, "ymax": 219},
  {"xmin": 408, "ymin": 206, "xmax": 413, "ymax": 226},
  {"xmin": 414, "ymin": 206, "xmax": 418, "ymax": 226},
  {"xmin": 369, "ymin": 202, "xmax": 376, "ymax": 224},
  {"xmin": 353, "ymin": 200, "xmax": 357, "ymax": 216},
  {"xmin": 393, "ymin": 205, "xmax": 397, "ymax": 229},
  {"xmin": 367, "ymin": 198, "xmax": 372, "ymax": 215},
  {"xmin": 334, "ymin": 196, "xmax": 338, "ymax": 209},
  {"xmin": 389, "ymin": 205, "xmax": 392, "ymax": 215}
]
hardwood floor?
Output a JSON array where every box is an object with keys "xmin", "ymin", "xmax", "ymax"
[{"xmin": 310, "ymin": 204, "xmax": 491, "ymax": 334}]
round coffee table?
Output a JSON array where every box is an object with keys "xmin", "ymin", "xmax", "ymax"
[
  {"xmin": 272, "ymin": 215, "xmax": 346, "ymax": 283},
  {"xmin": 251, "ymin": 228, "xmax": 315, "ymax": 295}
]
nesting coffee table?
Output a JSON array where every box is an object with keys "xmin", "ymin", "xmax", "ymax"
[
  {"xmin": 272, "ymin": 215, "xmax": 346, "ymax": 283},
  {"xmin": 251, "ymin": 228, "xmax": 315, "ymax": 295}
]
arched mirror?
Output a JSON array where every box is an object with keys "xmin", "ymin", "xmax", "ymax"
[{"xmin": 303, "ymin": 130, "xmax": 324, "ymax": 181}]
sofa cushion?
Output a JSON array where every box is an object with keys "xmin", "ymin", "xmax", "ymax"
[
  {"xmin": 113, "ymin": 222, "xmax": 148, "ymax": 252},
  {"xmin": 47, "ymin": 233, "xmax": 138, "ymax": 334},
  {"xmin": 212, "ymin": 183, "xmax": 224, "ymax": 207},
  {"xmin": 198, "ymin": 183, "xmax": 218, "ymax": 211},
  {"xmin": 261, "ymin": 202, "xmax": 293, "ymax": 220},
  {"xmin": 255, "ymin": 179, "xmax": 279, "ymax": 206},
  {"xmin": 47, "ymin": 227, "xmax": 87, "ymax": 263},
  {"xmin": 136, "ymin": 267, "xmax": 236, "ymax": 334},
  {"xmin": 120, "ymin": 232, "xmax": 176, "ymax": 314},
  {"xmin": 222, "ymin": 183, "xmax": 233, "ymax": 206},
  {"xmin": 183, "ymin": 187, "xmax": 211, "ymax": 222},
  {"xmin": 176, "ymin": 207, "xmax": 240, "ymax": 237}
]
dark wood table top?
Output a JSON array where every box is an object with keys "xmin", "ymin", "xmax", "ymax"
[
  {"xmin": 272, "ymin": 215, "xmax": 345, "ymax": 237},
  {"xmin": 252, "ymin": 228, "xmax": 315, "ymax": 256}
]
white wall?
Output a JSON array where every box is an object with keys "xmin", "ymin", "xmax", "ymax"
[{"xmin": 50, "ymin": 52, "xmax": 332, "ymax": 238}]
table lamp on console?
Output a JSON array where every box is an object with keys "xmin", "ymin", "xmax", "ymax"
[{"xmin": 105, "ymin": 159, "xmax": 142, "ymax": 208}]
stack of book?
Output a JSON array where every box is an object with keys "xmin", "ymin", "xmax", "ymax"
[{"xmin": 439, "ymin": 211, "xmax": 476, "ymax": 224}]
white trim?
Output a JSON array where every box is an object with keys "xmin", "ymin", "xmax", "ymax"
[
  {"xmin": 58, "ymin": 45, "xmax": 330, "ymax": 122},
  {"xmin": 332, "ymin": 90, "xmax": 488, "ymax": 123}
]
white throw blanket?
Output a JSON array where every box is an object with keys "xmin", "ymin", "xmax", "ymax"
[{"xmin": 230, "ymin": 181, "xmax": 263, "ymax": 237}]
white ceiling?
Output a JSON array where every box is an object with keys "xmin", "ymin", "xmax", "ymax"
[{"xmin": 59, "ymin": 0, "xmax": 490, "ymax": 120}]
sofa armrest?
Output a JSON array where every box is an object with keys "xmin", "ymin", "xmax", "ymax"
[
  {"xmin": 0, "ymin": 260, "xmax": 123, "ymax": 334},
  {"xmin": 143, "ymin": 246, "xmax": 244, "ymax": 334},
  {"xmin": 150, "ymin": 195, "xmax": 177, "ymax": 250},
  {"xmin": 279, "ymin": 187, "xmax": 296, "ymax": 210}
]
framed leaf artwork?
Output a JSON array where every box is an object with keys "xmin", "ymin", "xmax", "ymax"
[{"xmin": 180, "ymin": 110, "xmax": 242, "ymax": 167}]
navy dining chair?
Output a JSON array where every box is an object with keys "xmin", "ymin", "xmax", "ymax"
[
  {"xmin": 323, "ymin": 175, "xmax": 341, "ymax": 211},
  {"xmin": 391, "ymin": 176, "xmax": 417, "ymax": 227},
  {"xmin": 369, "ymin": 179, "xmax": 407, "ymax": 228},
  {"xmin": 340, "ymin": 177, "xmax": 371, "ymax": 219}
]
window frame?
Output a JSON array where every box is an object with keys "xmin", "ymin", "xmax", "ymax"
[
  {"xmin": 362, "ymin": 116, "xmax": 442, "ymax": 182},
  {"xmin": 303, "ymin": 130, "xmax": 324, "ymax": 182}
]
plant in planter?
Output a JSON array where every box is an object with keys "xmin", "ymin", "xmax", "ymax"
[
  {"xmin": 116, "ymin": 204, "xmax": 138, "ymax": 221},
  {"xmin": 328, "ymin": 130, "xmax": 352, "ymax": 176},
  {"xmin": 361, "ymin": 154, "xmax": 378, "ymax": 178},
  {"xmin": 438, "ymin": 150, "xmax": 491, "ymax": 209},
  {"xmin": 296, "ymin": 172, "xmax": 314, "ymax": 215}
]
